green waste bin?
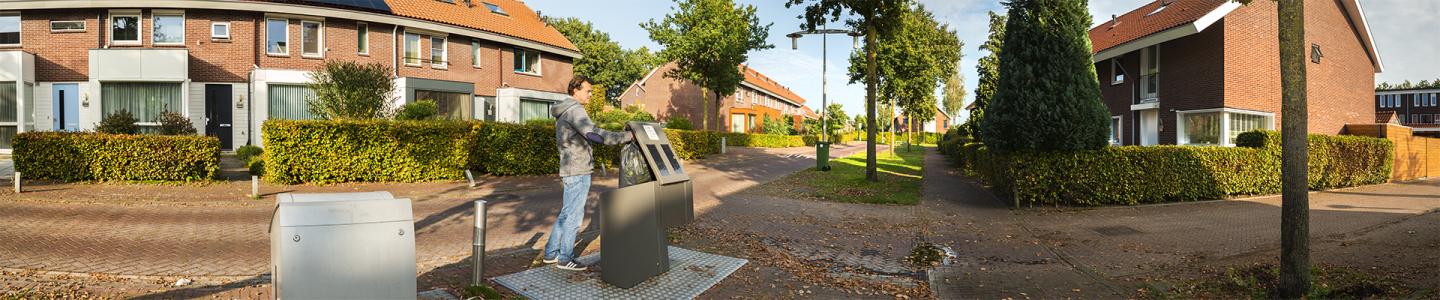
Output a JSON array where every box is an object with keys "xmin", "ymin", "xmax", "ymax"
[{"xmin": 816, "ymin": 141, "xmax": 832, "ymax": 171}]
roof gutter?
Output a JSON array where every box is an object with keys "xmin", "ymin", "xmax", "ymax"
[
  {"xmin": 1340, "ymin": 0, "xmax": 1384, "ymax": 73},
  {"xmin": 4, "ymin": 0, "xmax": 583, "ymax": 59}
]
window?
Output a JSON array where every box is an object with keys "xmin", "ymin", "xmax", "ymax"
[
  {"xmin": 356, "ymin": 23, "xmax": 368, "ymax": 54},
  {"xmin": 1183, "ymin": 112, "xmax": 1221, "ymax": 145},
  {"xmin": 404, "ymin": 32, "xmax": 420, "ymax": 65},
  {"xmin": 1399, "ymin": 114, "xmax": 1407, "ymax": 123},
  {"xmin": 1110, "ymin": 116, "xmax": 1122, "ymax": 145},
  {"xmin": 416, "ymin": 90, "xmax": 470, "ymax": 119},
  {"xmin": 1110, "ymin": 57, "xmax": 1124, "ymax": 85},
  {"xmin": 1229, "ymin": 113, "xmax": 1266, "ymax": 143},
  {"xmin": 1416, "ymin": 94, "xmax": 1421, "ymax": 107},
  {"xmin": 513, "ymin": 47, "xmax": 540, "ymax": 74},
  {"xmin": 111, "ymin": 13, "xmax": 141, "ymax": 45},
  {"xmin": 519, "ymin": 99, "xmax": 551, "ymax": 121},
  {"xmin": 1413, "ymin": 114, "xmax": 1420, "ymax": 124},
  {"xmin": 101, "ymin": 82, "xmax": 183, "ymax": 130},
  {"xmin": 301, "ymin": 20, "xmax": 322, "ymax": 57},
  {"xmin": 268, "ymin": 84, "xmax": 315, "ymax": 120},
  {"xmin": 1431, "ymin": 93, "xmax": 1436, "ymax": 107},
  {"xmin": 152, "ymin": 12, "xmax": 184, "ymax": 45},
  {"xmin": 1140, "ymin": 45, "xmax": 1159, "ymax": 100},
  {"xmin": 0, "ymin": 82, "xmax": 15, "ymax": 148},
  {"xmin": 731, "ymin": 113, "xmax": 745, "ymax": 132},
  {"xmin": 266, "ymin": 19, "xmax": 287, "ymax": 54},
  {"xmin": 51, "ymin": 20, "xmax": 86, "ymax": 32},
  {"xmin": 482, "ymin": 2, "xmax": 508, "ymax": 15},
  {"xmin": 211, "ymin": 22, "xmax": 230, "ymax": 39},
  {"xmin": 0, "ymin": 13, "xmax": 17, "ymax": 45},
  {"xmin": 471, "ymin": 41, "xmax": 480, "ymax": 67},
  {"xmin": 1424, "ymin": 115, "xmax": 1434, "ymax": 124},
  {"xmin": 430, "ymin": 37, "xmax": 446, "ymax": 67}
]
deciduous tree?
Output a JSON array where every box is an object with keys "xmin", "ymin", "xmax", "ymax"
[
  {"xmin": 964, "ymin": 12, "xmax": 1006, "ymax": 143},
  {"xmin": 642, "ymin": 0, "xmax": 773, "ymax": 131},
  {"xmin": 550, "ymin": 17, "xmax": 661, "ymax": 106}
]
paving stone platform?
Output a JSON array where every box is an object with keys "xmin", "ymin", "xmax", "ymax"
[{"xmin": 492, "ymin": 246, "xmax": 747, "ymax": 300}]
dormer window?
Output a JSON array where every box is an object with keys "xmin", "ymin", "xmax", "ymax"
[{"xmin": 482, "ymin": 2, "xmax": 508, "ymax": 16}]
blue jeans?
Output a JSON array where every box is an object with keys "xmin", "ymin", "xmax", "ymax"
[{"xmin": 544, "ymin": 174, "xmax": 590, "ymax": 263}]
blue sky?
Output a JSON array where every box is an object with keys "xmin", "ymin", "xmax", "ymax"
[{"xmin": 526, "ymin": 0, "xmax": 1438, "ymax": 124}]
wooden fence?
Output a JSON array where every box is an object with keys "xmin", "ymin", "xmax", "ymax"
[{"xmin": 1345, "ymin": 124, "xmax": 1440, "ymax": 181}]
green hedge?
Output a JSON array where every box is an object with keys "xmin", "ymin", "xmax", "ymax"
[
  {"xmin": 950, "ymin": 130, "xmax": 1392, "ymax": 205},
  {"xmin": 718, "ymin": 132, "xmax": 805, "ymax": 148},
  {"xmin": 263, "ymin": 120, "xmax": 724, "ymax": 183},
  {"xmin": 14, "ymin": 132, "xmax": 220, "ymax": 181}
]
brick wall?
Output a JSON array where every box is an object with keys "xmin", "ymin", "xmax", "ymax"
[
  {"xmin": 618, "ymin": 62, "xmax": 807, "ymax": 132},
  {"xmin": 12, "ymin": 9, "xmax": 99, "ymax": 82}
]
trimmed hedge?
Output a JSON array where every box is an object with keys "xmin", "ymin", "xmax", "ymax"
[
  {"xmin": 263, "ymin": 120, "xmax": 724, "ymax": 183},
  {"xmin": 950, "ymin": 130, "xmax": 1392, "ymax": 205},
  {"xmin": 718, "ymin": 132, "xmax": 805, "ymax": 148},
  {"xmin": 14, "ymin": 132, "xmax": 220, "ymax": 181}
]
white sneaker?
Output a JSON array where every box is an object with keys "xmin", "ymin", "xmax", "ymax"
[{"xmin": 542, "ymin": 257, "xmax": 558, "ymax": 264}]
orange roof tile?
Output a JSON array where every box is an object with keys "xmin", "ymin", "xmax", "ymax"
[
  {"xmin": 1377, "ymin": 111, "xmax": 1396, "ymax": 124},
  {"xmin": 739, "ymin": 64, "xmax": 807, "ymax": 105},
  {"xmin": 1088, "ymin": 0, "xmax": 1226, "ymax": 54},
  {"xmin": 382, "ymin": 0, "xmax": 577, "ymax": 53}
]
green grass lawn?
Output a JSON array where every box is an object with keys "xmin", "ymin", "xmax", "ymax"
[{"xmin": 742, "ymin": 146, "xmax": 925, "ymax": 205}]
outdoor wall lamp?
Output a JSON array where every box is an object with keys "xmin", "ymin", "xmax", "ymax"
[
  {"xmin": 236, "ymin": 94, "xmax": 245, "ymax": 109},
  {"xmin": 81, "ymin": 92, "xmax": 89, "ymax": 107}
]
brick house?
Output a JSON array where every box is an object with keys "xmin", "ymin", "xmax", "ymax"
[
  {"xmin": 1091, "ymin": 0, "xmax": 1381, "ymax": 147},
  {"xmin": 892, "ymin": 109, "xmax": 952, "ymax": 133},
  {"xmin": 0, "ymin": 0, "xmax": 580, "ymax": 151},
  {"xmin": 617, "ymin": 62, "xmax": 807, "ymax": 133},
  {"xmin": 1376, "ymin": 88, "xmax": 1440, "ymax": 137}
]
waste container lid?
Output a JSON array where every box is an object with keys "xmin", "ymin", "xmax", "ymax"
[
  {"xmin": 276, "ymin": 198, "xmax": 413, "ymax": 227},
  {"xmin": 278, "ymin": 191, "xmax": 395, "ymax": 203}
]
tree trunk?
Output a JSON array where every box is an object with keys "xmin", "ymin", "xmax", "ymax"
[
  {"xmin": 1277, "ymin": 0, "xmax": 1311, "ymax": 298},
  {"xmin": 865, "ymin": 19, "xmax": 879, "ymax": 183},
  {"xmin": 701, "ymin": 87, "xmax": 709, "ymax": 131}
]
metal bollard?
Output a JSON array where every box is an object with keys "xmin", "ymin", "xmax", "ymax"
[
  {"xmin": 465, "ymin": 170, "xmax": 476, "ymax": 188},
  {"xmin": 721, "ymin": 137, "xmax": 726, "ymax": 154},
  {"xmin": 251, "ymin": 175, "xmax": 259, "ymax": 197},
  {"xmin": 12, "ymin": 172, "xmax": 18, "ymax": 193},
  {"xmin": 472, "ymin": 200, "xmax": 487, "ymax": 286}
]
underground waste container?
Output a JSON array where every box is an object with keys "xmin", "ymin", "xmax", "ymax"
[
  {"xmin": 270, "ymin": 192, "xmax": 416, "ymax": 300},
  {"xmin": 599, "ymin": 121, "xmax": 696, "ymax": 289}
]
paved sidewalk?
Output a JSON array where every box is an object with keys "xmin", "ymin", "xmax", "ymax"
[{"xmin": 0, "ymin": 143, "xmax": 875, "ymax": 282}]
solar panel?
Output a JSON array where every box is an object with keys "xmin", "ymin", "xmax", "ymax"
[{"xmin": 297, "ymin": 0, "xmax": 392, "ymax": 12}]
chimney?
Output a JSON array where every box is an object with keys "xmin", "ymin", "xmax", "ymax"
[{"xmin": 1111, "ymin": 14, "xmax": 1117, "ymax": 28}]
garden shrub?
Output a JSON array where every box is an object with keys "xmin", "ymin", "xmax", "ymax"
[
  {"xmin": 263, "ymin": 119, "xmax": 475, "ymax": 184},
  {"xmin": 666, "ymin": 115, "xmax": 694, "ymax": 130},
  {"xmin": 95, "ymin": 109, "xmax": 140, "ymax": 135},
  {"xmin": 14, "ymin": 132, "xmax": 220, "ymax": 181},
  {"xmin": 395, "ymin": 100, "xmax": 439, "ymax": 121},
  {"xmin": 594, "ymin": 106, "xmax": 655, "ymax": 131},
  {"xmin": 236, "ymin": 145, "xmax": 263, "ymax": 161},
  {"xmin": 247, "ymin": 155, "xmax": 265, "ymax": 176},
  {"xmin": 524, "ymin": 118, "xmax": 557, "ymax": 127},
  {"xmin": 719, "ymin": 132, "xmax": 805, "ymax": 148},
  {"xmin": 958, "ymin": 130, "xmax": 1392, "ymax": 205},
  {"xmin": 153, "ymin": 107, "xmax": 197, "ymax": 136}
]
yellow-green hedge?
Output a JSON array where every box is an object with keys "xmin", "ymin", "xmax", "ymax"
[
  {"xmin": 263, "ymin": 120, "xmax": 724, "ymax": 183},
  {"xmin": 951, "ymin": 130, "xmax": 1392, "ymax": 205},
  {"xmin": 719, "ymin": 132, "xmax": 805, "ymax": 148},
  {"xmin": 14, "ymin": 132, "xmax": 220, "ymax": 181}
]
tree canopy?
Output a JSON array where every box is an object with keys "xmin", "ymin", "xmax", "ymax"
[
  {"xmin": 845, "ymin": 3, "xmax": 962, "ymax": 133},
  {"xmin": 979, "ymin": 0, "xmax": 1109, "ymax": 153},
  {"xmin": 642, "ymin": 0, "xmax": 773, "ymax": 130},
  {"xmin": 549, "ymin": 17, "xmax": 661, "ymax": 106},
  {"xmin": 941, "ymin": 61, "xmax": 965, "ymax": 120},
  {"xmin": 964, "ymin": 12, "xmax": 1006, "ymax": 142}
]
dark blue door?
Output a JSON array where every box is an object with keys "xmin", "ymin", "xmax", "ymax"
[
  {"xmin": 206, "ymin": 84, "xmax": 233, "ymax": 150},
  {"xmin": 53, "ymin": 84, "xmax": 79, "ymax": 131}
]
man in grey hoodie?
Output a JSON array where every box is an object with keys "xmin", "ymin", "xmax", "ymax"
[{"xmin": 542, "ymin": 76, "xmax": 633, "ymax": 271}]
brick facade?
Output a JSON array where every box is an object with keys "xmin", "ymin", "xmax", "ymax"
[
  {"xmin": 619, "ymin": 62, "xmax": 807, "ymax": 133},
  {"xmin": 1093, "ymin": 0, "xmax": 1377, "ymax": 146}
]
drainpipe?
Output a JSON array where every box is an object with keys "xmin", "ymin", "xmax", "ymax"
[{"xmin": 392, "ymin": 25, "xmax": 400, "ymax": 78}]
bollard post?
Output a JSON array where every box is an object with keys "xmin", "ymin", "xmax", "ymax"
[
  {"xmin": 472, "ymin": 200, "xmax": 487, "ymax": 286},
  {"xmin": 465, "ymin": 170, "xmax": 476, "ymax": 188},
  {"xmin": 13, "ymin": 172, "xmax": 18, "ymax": 193},
  {"xmin": 721, "ymin": 137, "xmax": 726, "ymax": 154},
  {"xmin": 251, "ymin": 176, "xmax": 259, "ymax": 198}
]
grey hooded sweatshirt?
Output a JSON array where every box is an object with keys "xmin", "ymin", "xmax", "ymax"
[{"xmin": 552, "ymin": 97, "xmax": 632, "ymax": 178}]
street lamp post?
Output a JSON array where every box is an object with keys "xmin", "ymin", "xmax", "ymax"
[{"xmin": 787, "ymin": 25, "xmax": 861, "ymax": 144}]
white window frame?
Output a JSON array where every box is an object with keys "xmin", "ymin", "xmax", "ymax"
[
  {"xmin": 1110, "ymin": 57, "xmax": 1124, "ymax": 85},
  {"xmin": 50, "ymin": 20, "xmax": 86, "ymax": 32},
  {"xmin": 265, "ymin": 18, "xmax": 288, "ymax": 55},
  {"xmin": 0, "ymin": 12, "xmax": 19, "ymax": 46},
  {"xmin": 404, "ymin": 32, "xmax": 421, "ymax": 66},
  {"xmin": 1110, "ymin": 115, "xmax": 1123, "ymax": 146},
  {"xmin": 356, "ymin": 22, "xmax": 368, "ymax": 54},
  {"xmin": 1176, "ymin": 108, "xmax": 1274, "ymax": 147},
  {"xmin": 471, "ymin": 40, "xmax": 481, "ymax": 68},
  {"xmin": 109, "ymin": 10, "xmax": 142, "ymax": 46},
  {"xmin": 513, "ymin": 47, "xmax": 541, "ymax": 75},
  {"xmin": 300, "ymin": 20, "xmax": 323, "ymax": 58},
  {"xmin": 1415, "ymin": 94, "xmax": 1421, "ymax": 107},
  {"xmin": 151, "ymin": 10, "xmax": 185, "ymax": 46},
  {"xmin": 210, "ymin": 21, "xmax": 230, "ymax": 39},
  {"xmin": 430, "ymin": 36, "xmax": 447, "ymax": 68},
  {"xmin": 1140, "ymin": 45, "xmax": 1159, "ymax": 101}
]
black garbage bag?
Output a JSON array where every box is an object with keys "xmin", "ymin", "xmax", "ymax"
[{"xmin": 618, "ymin": 142, "xmax": 654, "ymax": 187}]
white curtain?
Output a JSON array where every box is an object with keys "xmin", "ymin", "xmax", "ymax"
[
  {"xmin": 102, "ymin": 82, "xmax": 183, "ymax": 122},
  {"xmin": 268, "ymin": 84, "xmax": 315, "ymax": 120},
  {"xmin": 1229, "ymin": 113, "xmax": 1266, "ymax": 143},
  {"xmin": 416, "ymin": 90, "xmax": 470, "ymax": 119},
  {"xmin": 520, "ymin": 99, "xmax": 551, "ymax": 122},
  {"xmin": 0, "ymin": 81, "xmax": 14, "ymax": 149}
]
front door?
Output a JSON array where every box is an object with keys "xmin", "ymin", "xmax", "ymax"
[
  {"xmin": 53, "ymin": 84, "xmax": 79, "ymax": 131},
  {"xmin": 205, "ymin": 84, "xmax": 233, "ymax": 150},
  {"xmin": 1139, "ymin": 109, "xmax": 1159, "ymax": 146}
]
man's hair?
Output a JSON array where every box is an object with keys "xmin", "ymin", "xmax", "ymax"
[{"xmin": 567, "ymin": 76, "xmax": 590, "ymax": 96}]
